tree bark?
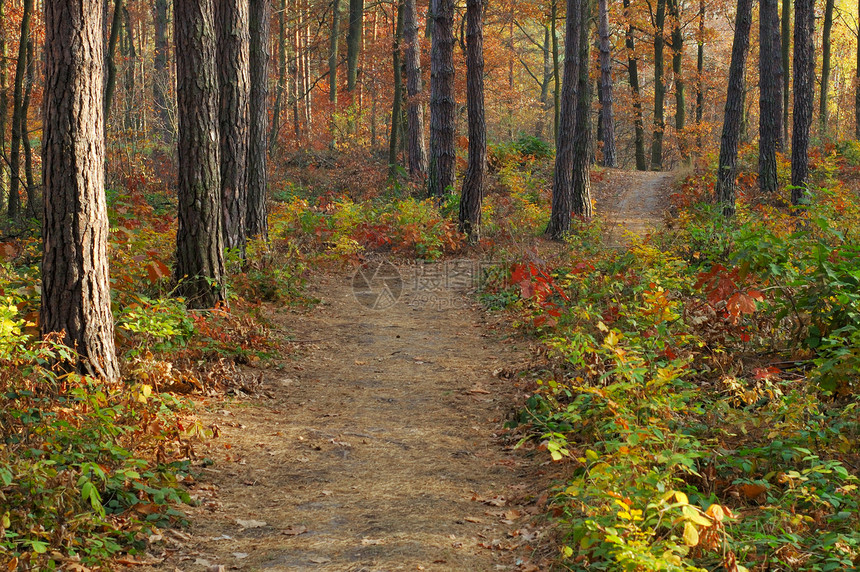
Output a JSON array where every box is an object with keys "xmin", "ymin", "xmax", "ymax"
[
  {"xmin": 389, "ymin": 0, "xmax": 404, "ymax": 168},
  {"xmin": 0, "ymin": 0, "xmax": 8, "ymax": 203},
  {"xmin": 571, "ymin": 1, "xmax": 593, "ymax": 217},
  {"xmin": 154, "ymin": 0, "xmax": 173, "ymax": 141},
  {"xmin": 781, "ymin": 0, "xmax": 790, "ymax": 144},
  {"xmin": 42, "ymin": 0, "xmax": 119, "ymax": 382},
  {"xmin": 122, "ymin": 6, "xmax": 137, "ymax": 130},
  {"xmin": 857, "ymin": 0, "xmax": 860, "ymax": 140},
  {"xmin": 22, "ymin": 39, "xmax": 36, "ymax": 219},
  {"xmin": 346, "ymin": 0, "xmax": 364, "ymax": 91},
  {"xmin": 551, "ymin": 0, "xmax": 560, "ymax": 144},
  {"xmin": 248, "ymin": 0, "xmax": 270, "ymax": 240},
  {"xmin": 791, "ymin": 0, "xmax": 813, "ymax": 203},
  {"xmin": 428, "ymin": 0, "xmax": 455, "ymax": 197},
  {"xmin": 759, "ymin": 0, "xmax": 782, "ymax": 193},
  {"xmin": 271, "ymin": 0, "xmax": 287, "ymax": 150},
  {"xmin": 174, "ymin": 0, "xmax": 226, "ymax": 308},
  {"xmin": 404, "ymin": 0, "xmax": 428, "ymax": 177},
  {"xmin": 547, "ymin": 0, "xmax": 582, "ymax": 238},
  {"xmin": 598, "ymin": 0, "xmax": 616, "ymax": 167},
  {"xmin": 216, "ymin": 0, "xmax": 250, "ymax": 256},
  {"xmin": 714, "ymin": 0, "xmax": 752, "ymax": 216},
  {"xmin": 330, "ymin": 0, "xmax": 342, "ymax": 103},
  {"xmin": 695, "ymin": 0, "xmax": 704, "ymax": 153},
  {"xmin": 820, "ymin": 0, "xmax": 834, "ymax": 137},
  {"xmin": 8, "ymin": 0, "xmax": 33, "ymax": 220},
  {"xmin": 459, "ymin": 0, "xmax": 486, "ymax": 239},
  {"xmin": 104, "ymin": 0, "xmax": 123, "ymax": 127},
  {"xmin": 623, "ymin": 0, "xmax": 646, "ymax": 170},
  {"xmin": 649, "ymin": 0, "xmax": 666, "ymax": 171},
  {"xmin": 669, "ymin": 0, "xmax": 686, "ymax": 162}
]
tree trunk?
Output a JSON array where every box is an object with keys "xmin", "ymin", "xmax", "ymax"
[
  {"xmin": 248, "ymin": 0, "xmax": 270, "ymax": 240},
  {"xmin": 791, "ymin": 0, "xmax": 813, "ymax": 203},
  {"xmin": 346, "ymin": 0, "xmax": 364, "ymax": 91},
  {"xmin": 649, "ymin": 0, "xmax": 666, "ymax": 171},
  {"xmin": 330, "ymin": 0, "xmax": 342, "ymax": 103},
  {"xmin": 459, "ymin": 0, "xmax": 486, "ymax": 239},
  {"xmin": 271, "ymin": 0, "xmax": 286, "ymax": 150},
  {"xmin": 216, "ymin": 0, "xmax": 250, "ymax": 256},
  {"xmin": 0, "ymin": 0, "xmax": 8, "ymax": 203},
  {"xmin": 104, "ymin": 0, "xmax": 123, "ymax": 127},
  {"xmin": 623, "ymin": 0, "xmax": 646, "ymax": 170},
  {"xmin": 759, "ymin": 0, "xmax": 783, "ymax": 193},
  {"xmin": 598, "ymin": 0, "xmax": 616, "ymax": 167},
  {"xmin": 22, "ymin": 39, "xmax": 36, "ymax": 219},
  {"xmin": 695, "ymin": 0, "xmax": 704, "ymax": 153},
  {"xmin": 551, "ymin": 0, "xmax": 560, "ymax": 144},
  {"xmin": 42, "ymin": 0, "xmax": 119, "ymax": 382},
  {"xmin": 389, "ymin": 0, "xmax": 404, "ymax": 168},
  {"xmin": 154, "ymin": 0, "xmax": 173, "ymax": 141},
  {"xmin": 820, "ymin": 0, "xmax": 834, "ymax": 137},
  {"xmin": 571, "ymin": 1, "xmax": 593, "ymax": 217},
  {"xmin": 547, "ymin": 0, "xmax": 582, "ymax": 238},
  {"xmin": 403, "ymin": 0, "xmax": 428, "ymax": 177},
  {"xmin": 428, "ymin": 0, "xmax": 455, "ymax": 197},
  {"xmin": 714, "ymin": 0, "xmax": 753, "ymax": 215},
  {"xmin": 669, "ymin": 0, "xmax": 686, "ymax": 162},
  {"xmin": 782, "ymin": 0, "xmax": 790, "ymax": 144},
  {"xmin": 8, "ymin": 0, "xmax": 33, "ymax": 220},
  {"xmin": 122, "ymin": 6, "xmax": 137, "ymax": 130},
  {"xmin": 174, "ymin": 0, "xmax": 226, "ymax": 308},
  {"xmin": 857, "ymin": 0, "xmax": 860, "ymax": 140}
]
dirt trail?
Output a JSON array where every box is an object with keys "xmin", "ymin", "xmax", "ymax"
[
  {"xmin": 597, "ymin": 169, "xmax": 679, "ymax": 246},
  {"xmin": 144, "ymin": 263, "xmax": 542, "ymax": 571}
]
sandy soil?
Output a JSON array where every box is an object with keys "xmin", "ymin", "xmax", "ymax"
[{"xmin": 138, "ymin": 262, "xmax": 548, "ymax": 572}]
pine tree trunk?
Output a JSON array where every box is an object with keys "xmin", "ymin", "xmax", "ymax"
[
  {"xmin": 248, "ymin": 0, "xmax": 270, "ymax": 240},
  {"xmin": 1, "ymin": 0, "xmax": 9, "ymax": 204},
  {"xmin": 695, "ymin": 0, "xmax": 704, "ymax": 153},
  {"xmin": 623, "ymin": 0, "xmax": 646, "ymax": 171},
  {"xmin": 22, "ymin": 39, "xmax": 36, "ymax": 219},
  {"xmin": 791, "ymin": 0, "xmax": 814, "ymax": 202},
  {"xmin": 403, "ymin": 0, "xmax": 428, "ymax": 177},
  {"xmin": 598, "ymin": 0, "xmax": 616, "ymax": 167},
  {"xmin": 759, "ymin": 0, "xmax": 782, "ymax": 193},
  {"xmin": 104, "ymin": 0, "xmax": 122, "ymax": 127},
  {"xmin": 649, "ymin": 0, "xmax": 666, "ymax": 171},
  {"xmin": 714, "ymin": 0, "xmax": 752, "ymax": 215},
  {"xmin": 8, "ymin": 0, "xmax": 33, "ymax": 220},
  {"xmin": 346, "ymin": 0, "xmax": 364, "ymax": 91},
  {"xmin": 42, "ymin": 0, "xmax": 119, "ymax": 382},
  {"xmin": 122, "ymin": 6, "xmax": 137, "ymax": 130},
  {"xmin": 571, "ymin": 2, "xmax": 593, "ymax": 217},
  {"xmin": 459, "ymin": 0, "xmax": 486, "ymax": 239},
  {"xmin": 856, "ymin": 0, "xmax": 860, "ymax": 140},
  {"xmin": 216, "ymin": 0, "xmax": 250, "ymax": 256},
  {"xmin": 389, "ymin": 0, "xmax": 404, "ymax": 168},
  {"xmin": 270, "ymin": 0, "xmax": 286, "ymax": 150},
  {"xmin": 547, "ymin": 0, "xmax": 582, "ymax": 238},
  {"xmin": 154, "ymin": 0, "xmax": 173, "ymax": 141},
  {"xmin": 552, "ymin": 0, "xmax": 560, "ymax": 144},
  {"xmin": 820, "ymin": 0, "xmax": 834, "ymax": 136},
  {"xmin": 174, "ymin": 0, "xmax": 226, "ymax": 308},
  {"xmin": 428, "ymin": 0, "xmax": 455, "ymax": 197},
  {"xmin": 669, "ymin": 0, "xmax": 686, "ymax": 162},
  {"xmin": 781, "ymin": 0, "xmax": 790, "ymax": 144},
  {"xmin": 330, "ymin": 0, "xmax": 342, "ymax": 103}
]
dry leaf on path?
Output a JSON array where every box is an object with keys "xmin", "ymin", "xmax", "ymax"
[
  {"xmin": 236, "ymin": 519, "xmax": 267, "ymax": 529},
  {"xmin": 282, "ymin": 525, "xmax": 308, "ymax": 536}
]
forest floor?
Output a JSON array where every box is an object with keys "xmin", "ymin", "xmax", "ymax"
[{"xmin": 135, "ymin": 169, "xmax": 678, "ymax": 572}]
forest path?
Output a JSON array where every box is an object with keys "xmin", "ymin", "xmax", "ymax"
[
  {"xmin": 142, "ymin": 265, "xmax": 543, "ymax": 572},
  {"xmin": 596, "ymin": 168, "xmax": 680, "ymax": 246}
]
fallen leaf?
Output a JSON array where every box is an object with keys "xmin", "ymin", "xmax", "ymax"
[
  {"xmin": 464, "ymin": 516, "xmax": 483, "ymax": 523},
  {"xmin": 236, "ymin": 519, "xmax": 267, "ymax": 529},
  {"xmin": 467, "ymin": 386, "xmax": 491, "ymax": 395},
  {"xmin": 232, "ymin": 553, "xmax": 249, "ymax": 559},
  {"xmin": 282, "ymin": 525, "xmax": 308, "ymax": 536},
  {"xmin": 309, "ymin": 556, "xmax": 331, "ymax": 564},
  {"xmin": 484, "ymin": 496, "xmax": 507, "ymax": 507}
]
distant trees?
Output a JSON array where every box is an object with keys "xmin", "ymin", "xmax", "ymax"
[{"xmin": 41, "ymin": 0, "xmax": 119, "ymax": 381}]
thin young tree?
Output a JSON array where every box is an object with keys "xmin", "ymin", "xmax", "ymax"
[
  {"xmin": 174, "ymin": 0, "xmax": 226, "ymax": 308},
  {"xmin": 623, "ymin": 0, "xmax": 646, "ymax": 170},
  {"xmin": 0, "ymin": 0, "xmax": 8, "ymax": 200},
  {"xmin": 248, "ymin": 0, "xmax": 270, "ymax": 240},
  {"xmin": 695, "ymin": 0, "xmax": 705, "ymax": 153},
  {"xmin": 329, "ymin": 0, "xmax": 342, "ymax": 103},
  {"xmin": 820, "ymin": 0, "xmax": 834, "ymax": 136},
  {"xmin": 428, "ymin": 0, "xmax": 455, "ymax": 197},
  {"xmin": 154, "ymin": 0, "xmax": 173, "ymax": 141},
  {"xmin": 714, "ymin": 0, "xmax": 753, "ymax": 215},
  {"xmin": 669, "ymin": 0, "xmax": 686, "ymax": 162},
  {"xmin": 8, "ymin": 0, "xmax": 33, "ymax": 219},
  {"xmin": 759, "ymin": 0, "xmax": 783, "ymax": 193},
  {"xmin": 547, "ymin": 0, "xmax": 582, "ymax": 238},
  {"xmin": 781, "ymin": 0, "xmax": 790, "ymax": 143},
  {"xmin": 103, "ymin": 0, "xmax": 123, "ymax": 126},
  {"xmin": 216, "ymin": 0, "xmax": 250, "ymax": 256},
  {"xmin": 791, "ymin": 0, "xmax": 814, "ymax": 203},
  {"xmin": 598, "ymin": 0, "xmax": 616, "ymax": 167},
  {"xmin": 42, "ymin": 0, "xmax": 119, "ymax": 382},
  {"xmin": 346, "ymin": 0, "xmax": 363, "ymax": 91},
  {"xmin": 389, "ymin": 0, "xmax": 405, "ymax": 168},
  {"xmin": 403, "ymin": 0, "xmax": 428, "ymax": 177},
  {"xmin": 571, "ymin": 0, "xmax": 593, "ymax": 217},
  {"xmin": 857, "ymin": 0, "xmax": 860, "ymax": 140},
  {"xmin": 459, "ymin": 0, "xmax": 486, "ymax": 239}
]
